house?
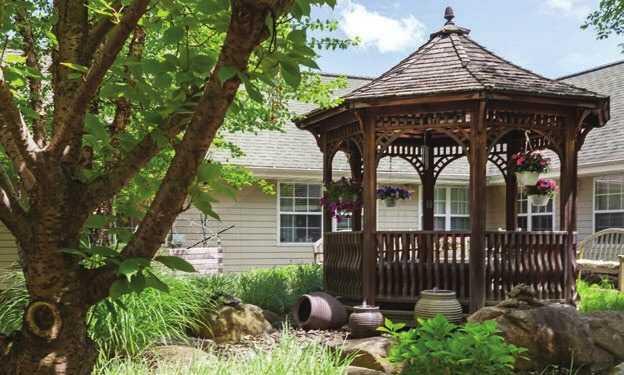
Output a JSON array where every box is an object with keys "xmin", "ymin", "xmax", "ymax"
[
  {"xmin": 171, "ymin": 61, "xmax": 624, "ymax": 273},
  {"xmin": 1, "ymin": 63, "xmax": 623, "ymax": 275}
]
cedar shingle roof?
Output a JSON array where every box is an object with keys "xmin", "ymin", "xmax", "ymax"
[{"xmin": 345, "ymin": 14, "xmax": 602, "ymax": 102}]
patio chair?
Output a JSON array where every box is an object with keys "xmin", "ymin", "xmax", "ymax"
[{"xmin": 577, "ymin": 228, "xmax": 624, "ymax": 291}]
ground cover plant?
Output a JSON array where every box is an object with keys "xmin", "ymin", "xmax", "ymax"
[
  {"xmin": 380, "ymin": 315, "xmax": 526, "ymax": 375},
  {"xmin": 94, "ymin": 328, "xmax": 351, "ymax": 375},
  {"xmin": 0, "ymin": 264, "xmax": 323, "ymax": 365},
  {"xmin": 577, "ymin": 279, "xmax": 624, "ymax": 313}
]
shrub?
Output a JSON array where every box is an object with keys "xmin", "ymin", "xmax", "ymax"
[
  {"xmin": 0, "ymin": 267, "xmax": 28, "ymax": 333},
  {"xmin": 577, "ymin": 279, "xmax": 624, "ymax": 313},
  {"xmin": 380, "ymin": 316, "xmax": 526, "ymax": 375},
  {"xmin": 94, "ymin": 328, "xmax": 351, "ymax": 375}
]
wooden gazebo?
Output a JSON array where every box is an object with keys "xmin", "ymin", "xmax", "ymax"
[{"xmin": 296, "ymin": 8, "xmax": 610, "ymax": 312}]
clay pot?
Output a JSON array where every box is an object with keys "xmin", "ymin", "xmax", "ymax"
[
  {"xmin": 349, "ymin": 304, "xmax": 384, "ymax": 338},
  {"xmin": 516, "ymin": 171, "xmax": 540, "ymax": 186},
  {"xmin": 292, "ymin": 292, "xmax": 347, "ymax": 330},
  {"xmin": 414, "ymin": 289, "xmax": 463, "ymax": 323}
]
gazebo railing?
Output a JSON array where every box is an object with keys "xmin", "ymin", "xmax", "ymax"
[{"xmin": 323, "ymin": 230, "xmax": 575, "ymax": 304}]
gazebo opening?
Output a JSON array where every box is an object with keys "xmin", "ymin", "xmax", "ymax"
[{"xmin": 296, "ymin": 7, "xmax": 610, "ymax": 314}]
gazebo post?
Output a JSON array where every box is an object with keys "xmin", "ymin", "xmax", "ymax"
[
  {"xmin": 360, "ymin": 112, "xmax": 378, "ymax": 306},
  {"xmin": 321, "ymin": 133, "xmax": 333, "ymax": 235},
  {"xmin": 560, "ymin": 117, "xmax": 579, "ymax": 301},
  {"xmin": 422, "ymin": 131, "xmax": 435, "ymax": 231},
  {"xmin": 469, "ymin": 101, "xmax": 488, "ymax": 312},
  {"xmin": 349, "ymin": 143, "xmax": 363, "ymax": 231},
  {"xmin": 505, "ymin": 138, "xmax": 520, "ymax": 230}
]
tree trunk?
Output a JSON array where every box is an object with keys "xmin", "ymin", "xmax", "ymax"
[{"xmin": 1, "ymin": 223, "xmax": 97, "ymax": 375}]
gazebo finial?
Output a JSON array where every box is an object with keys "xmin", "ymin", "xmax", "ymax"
[{"xmin": 444, "ymin": 6, "xmax": 455, "ymax": 25}]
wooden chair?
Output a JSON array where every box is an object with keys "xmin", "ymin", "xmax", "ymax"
[{"xmin": 577, "ymin": 228, "xmax": 624, "ymax": 291}]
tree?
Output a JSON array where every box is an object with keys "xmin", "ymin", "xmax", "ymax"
[
  {"xmin": 0, "ymin": 0, "xmax": 346, "ymax": 373},
  {"xmin": 583, "ymin": 0, "xmax": 624, "ymax": 44}
]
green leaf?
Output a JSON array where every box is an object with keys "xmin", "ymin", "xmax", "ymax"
[
  {"xmin": 163, "ymin": 26, "xmax": 185, "ymax": 44},
  {"xmin": 145, "ymin": 270, "xmax": 170, "ymax": 293},
  {"xmin": 61, "ymin": 248, "xmax": 89, "ymax": 258},
  {"xmin": 90, "ymin": 246, "xmax": 119, "ymax": 258},
  {"xmin": 155, "ymin": 255, "xmax": 197, "ymax": 273},
  {"xmin": 60, "ymin": 62, "xmax": 89, "ymax": 73},
  {"xmin": 218, "ymin": 66, "xmax": 239, "ymax": 84},
  {"xmin": 280, "ymin": 61, "xmax": 301, "ymax": 88},
  {"xmin": 110, "ymin": 279, "xmax": 131, "ymax": 299},
  {"xmin": 85, "ymin": 214, "xmax": 110, "ymax": 229},
  {"xmin": 117, "ymin": 257, "xmax": 150, "ymax": 278}
]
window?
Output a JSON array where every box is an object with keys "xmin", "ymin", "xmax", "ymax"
[
  {"xmin": 279, "ymin": 183, "xmax": 322, "ymax": 243},
  {"xmin": 434, "ymin": 186, "xmax": 470, "ymax": 230},
  {"xmin": 335, "ymin": 214, "xmax": 352, "ymax": 232},
  {"xmin": 594, "ymin": 176, "xmax": 624, "ymax": 232},
  {"xmin": 517, "ymin": 191, "xmax": 554, "ymax": 231}
]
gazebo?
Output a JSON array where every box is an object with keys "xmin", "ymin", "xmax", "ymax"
[{"xmin": 296, "ymin": 7, "xmax": 610, "ymax": 312}]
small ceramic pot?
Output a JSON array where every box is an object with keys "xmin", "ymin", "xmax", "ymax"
[
  {"xmin": 414, "ymin": 289, "xmax": 463, "ymax": 323},
  {"xmin": 529, "ymin": 194, "xmax": 550, "ymax": 207},
  {"xmin": 349, "ymin": 304, "xmax": 384, "ymax": 338},
  {"xmin": 384, "ymin": 198, "xmax": 396, "ymax": 207},
  {"xmin": 516, "ymin": 171, "xmax": 540, "ymax": 186}
]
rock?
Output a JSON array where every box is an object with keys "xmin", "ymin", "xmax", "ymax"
[
  {"xmin": 329, "ymin": 336, "xmax": 397, "ymax": 374},
  {"xmin": 346, "ymin": 366, "xmax": 386, "ymax": 375},
  {"xmin": 150, "ymin": 345, "xmax": 211, "ymax": 364},
  {"xmin": 262, "ymin": 309, "xmax": 284, "ymax": 329},
  {"xmin": 468, "ymin": 293, "xmax": 624, "ymax": 373},
  {"xmin": 194, "ymin": 303, "xmax": 274, "ymax": 344}
]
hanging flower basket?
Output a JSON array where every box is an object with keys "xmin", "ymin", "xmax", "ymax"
[
  {"xmin": 320, "ymin": 177, "xmax": 361, "ymax": 222},
  {"xmin": 376, "ymin": 186, "xmax": 411, "ymax": 207},
  {"xmin": 526, "ymin": 178, "xmax": 558, "ymax": 207},
  {"xmin": 512, "ymin": 151, "xmax": 550, "ymax": 186}
]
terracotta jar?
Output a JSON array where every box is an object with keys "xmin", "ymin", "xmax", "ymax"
[
  {"xmin": 414, "ymin": 289, "xmax": 463, "ymax": 323},
  {"xmin": 348, "ymin": 303, "xmax": 384, "ymax": 338},
  {"xmin": 292, "ymin": 292, "xmax": 347, "ymax": 330}
]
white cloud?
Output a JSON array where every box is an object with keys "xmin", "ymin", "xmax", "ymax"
[
  {"xmin": 543, "ymin": 0, "xmax": 592, "ymax": 20},
  {"xmin": 338, "ymin": 1, "xmax": 426, "ymax": 53}
]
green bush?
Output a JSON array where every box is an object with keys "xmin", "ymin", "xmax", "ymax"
[
  {"xmin": 0, "ymin": 268, "xmax": 28, "ymax": 333},
  {"xmin": 577, "ymin": 279, "xmax": 624, "ymax": 313},
  {"xmin": 94, "ymin": 328, "xmax": 351, "ymax": 375},
  {"xmin": 380, "ymin": 315, "xmax": 526, "ymax": 375}
]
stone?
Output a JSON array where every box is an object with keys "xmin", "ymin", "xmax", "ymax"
[
  {"xmin": 346, "ymin": 366, "xmax": 386, "ymax": 375},
  {"xmin": 610, "ymin": 362, "xmax": 624, "ymax": 375},
  {"xmin": 194, "ymin": 303, "xmax": 274, "ymax": 344},
  {"xmin": 469, "ymin": 295, "xmax": 624, "ymax": 373},
  {"xmin": 329, "ymin": 336, "xmax": 397, "ymax": 374},
  {"xmin": 262, "ymin": 309, "xmax": 284, "ymax": 329},
  {"xmin": 150, "ymin": 345, "xmax": 211, "ymax": 364}
]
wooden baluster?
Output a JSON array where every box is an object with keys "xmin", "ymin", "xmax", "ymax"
[
  {"xmin": 402, "ymin": 232, "xmax": 409, "ymax": 297},
  {"xmin": 410, "ymin": 233, "xmax": 416, "ymax": 298},
  {"xmin": 460, "ymin": 233, "xmax": 467, "ymax": 300},
  {"xmin": 451, "ymin": 234, "xmax": 458, "ymax": 298}
]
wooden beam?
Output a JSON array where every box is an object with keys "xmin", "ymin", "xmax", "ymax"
[
  {"xmin": 422, "ymin": 131, "xmax": 435, "ymax": 231},
  {"xmin": 359, "ymin": 110, "xmax": 378, "ymax": 306},
  {"xmin": 505, "ymin": 139, "xmax": 520, "ymax": 230},
  {"xmin": 349, "ymin": 141, "xmax": 363, "ymax": 231},
  {"xmin": 469, "ymin": 100, "xmax": 488, "ymax": 312},
  {"xmin": 321, "ymin": 133, "xmax": 333, "ymax": 236}
]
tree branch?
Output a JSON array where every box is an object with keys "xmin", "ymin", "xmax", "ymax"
[
  {"xmin": 15, "ymin": 9, "xmax": 46, "ymax": 146},
  {"xmin": 85, "ymin": 1, "xmax": 123, "ymax": 63},
  {"xmin": 0, "ymin": 169, "xmax": 30, "ymax": 240},
  {"xmin": 84, "ymin": 0, "xmax": 294, "ymax": 304},
  {"xmin": 48, "ymin": 0, "xmax": 151, "ymax": 160},
  {"xmin": 0, "ymin": 68, "xmax": 41, "ymax": 186}
]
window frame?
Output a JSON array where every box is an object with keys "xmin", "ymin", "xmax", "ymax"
[
  {"xmin": 593, "ymin": 175, "xmax": 624, "ymax": 233},
  {"xmin": 434, "ymin": 186, "xmax": 470, "ymax": 231},
  {"xmin": 516, "ymin": 191, "xmax": 556, "ymax": 231},
  {"xmin": 277, "ymin": 181, "xmax": 323, "ymax": 246}
]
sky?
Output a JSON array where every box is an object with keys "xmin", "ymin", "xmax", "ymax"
[{"xmin": 311, "ymin": 0, "xmax": 624, "ymax": 79}]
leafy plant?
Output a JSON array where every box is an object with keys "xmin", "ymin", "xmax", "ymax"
[
  {"xmin": 526, "ymin": 178, "xmax": 558, "ymax": 197},
  {"xmin": 376, "ymin": 186, "xmax": 411, "ymax": 201},
  {"xmin": 379, "ymin": 315, "xmax": 526, "ymax": 375},
  {"xmin": 577, "ymin": 279, "xmax": 624, "ymax": 313},
  {"xmin": 320, "ymin": 177, "xmax": 362, "ymax": 221}
]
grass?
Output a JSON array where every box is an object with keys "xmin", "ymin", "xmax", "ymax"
[
  {"xmin": 94, "ymin": 328, "xmax": 351, "ymax": 375},
  {"xmin": 577, "ymin": 279, "xmax": 624, "ymax": 313},
  {"xmin": 0, "ymin": 264, "xmax": 323, "ymax": 362}
]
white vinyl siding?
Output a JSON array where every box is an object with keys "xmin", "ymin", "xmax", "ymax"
[
  {"xmin": 0, "ymin": 223, "xmax": 19, "ymax": 280},
  {"xmin": 594, "ymin": 175, "xmax": 624, "ymax": 232}
]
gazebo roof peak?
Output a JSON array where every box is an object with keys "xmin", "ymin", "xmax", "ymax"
[{"xmin": 342, "ymin": 7, "xmax": 605, "ymax": 103}]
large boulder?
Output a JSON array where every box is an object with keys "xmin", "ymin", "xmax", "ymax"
[
  {"xmin": 194, "ymin": 303, "xmax": 274, "ymax": 344},
  {"xmin": 468, "ymin": 286, "xmax": 624, "ymax": 373},
  {"xmin": 329, "ymin": 336, "xmax": 399, "ymax": 374}
]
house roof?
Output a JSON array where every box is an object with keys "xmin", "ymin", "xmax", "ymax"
[
  {"xmin": 344, "ymin": 9, "xmax": 603, "ymax": 103},
  {"xmin": 560, "ymin": 60, "xmax": 624, "ymax": 169}
]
